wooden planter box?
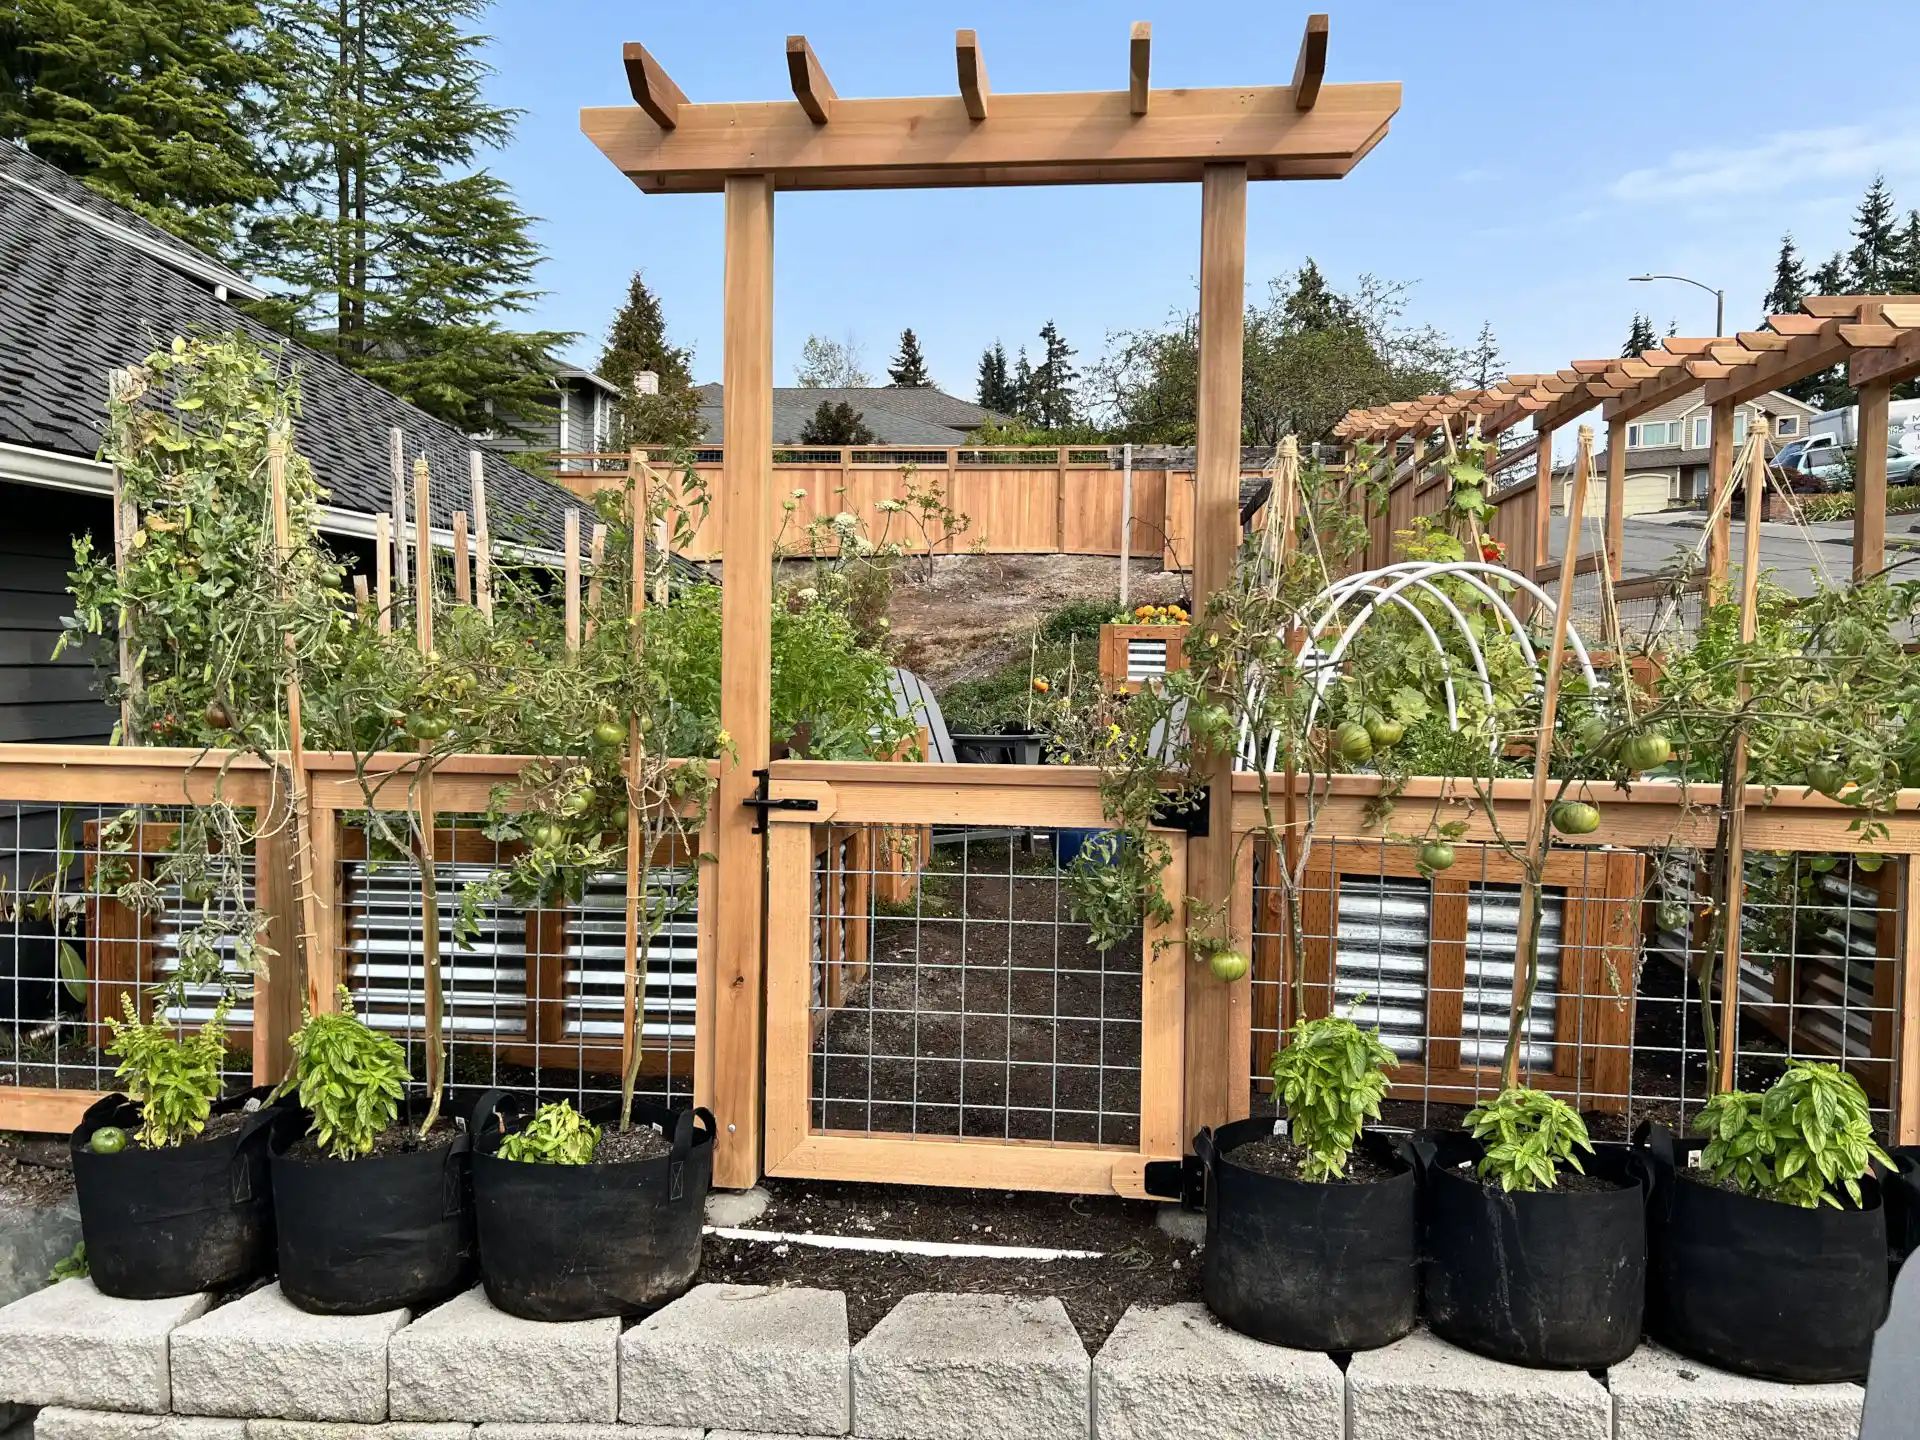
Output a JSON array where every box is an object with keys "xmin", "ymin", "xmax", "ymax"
[{"xmin": 1099, "ymin": 623, "xmax": 1187, "ymax": 694}]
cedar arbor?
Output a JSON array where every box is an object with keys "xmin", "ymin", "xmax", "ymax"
[{"xmin": 581, "ymin": 18, "xmax": 1402, "ymax": 1185}]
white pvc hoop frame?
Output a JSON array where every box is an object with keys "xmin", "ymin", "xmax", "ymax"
[{"xmin": 1241, "ymin": 561, "xmax": 1601, "ymax": 769}]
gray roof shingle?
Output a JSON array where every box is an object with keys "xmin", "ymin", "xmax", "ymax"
[
  {"xmin": 696, "ymin": 383, "xmax": 1003, "ymax": 445},
  {"xmin": 0, "ymin": 146, "xmax": 594, "ymax": 554}
]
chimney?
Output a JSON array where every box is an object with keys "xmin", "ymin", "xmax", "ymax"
[{"xmin": 634, "ymin": 370, "xmax": 659, "ymax": 396}]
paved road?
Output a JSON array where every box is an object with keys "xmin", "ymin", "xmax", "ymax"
[{"xmin": 1544, "ymin": 511, "xmax": 1920, "ymax": 598}]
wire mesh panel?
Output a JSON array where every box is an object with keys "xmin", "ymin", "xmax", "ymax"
[
  {"xmin": 761, "ymin": 779, "xmax": 1186, "ymax": 1196},
  {"xmin": 1251, "ymin": 834, "xmax": 1905, "ymax": 1141},
  {"xmin": 0, "ymin": 799, "xmax": 259, "ymax": 1112},
  {"xmin": 335, "ymin": 813, "xmax": 702, "ymax": 1116}
]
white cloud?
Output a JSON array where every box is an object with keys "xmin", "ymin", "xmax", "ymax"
[{"xmin": 1608, "ymin": 116, "xmax": 1920, "ymax": 205}]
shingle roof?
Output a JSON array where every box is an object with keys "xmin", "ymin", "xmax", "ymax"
[
  {"xmin": 0, "ymin": 145, "xmax": 589, "ymax": 553},
  {"xmin": 696, "ymin": 383, "xmax": 1003, "ymax": 445}
]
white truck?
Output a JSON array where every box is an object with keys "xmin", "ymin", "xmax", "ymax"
[
  {"xmin": 1777, "ymin": 401, "xmax": 1920, "ymax": 490},
  {"xmin": 1808, "ymin": 399, "xmax": 1920, "ymax": 452}
]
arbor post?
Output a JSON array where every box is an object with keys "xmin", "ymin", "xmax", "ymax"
[
  {"xmin": 1855, "ymin": 378, "xmax": 1891, "ymax": 581},
  {"xmin": 1705, "ymin": 399, "xmax": 1736, "ymax": 596}
]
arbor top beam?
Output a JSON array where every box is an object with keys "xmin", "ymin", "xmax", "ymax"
[{"xmin": 583, "ymin": 17, "xmax": 1399, "ymax": 194}]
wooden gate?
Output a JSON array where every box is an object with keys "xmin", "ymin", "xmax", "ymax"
[{"xmin": 758, "ymin": 761, "xmax": 1187, "ymax": 1197}]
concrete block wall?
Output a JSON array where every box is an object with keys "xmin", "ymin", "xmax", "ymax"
[{"xmin": 0, "ymin": 1278, "xmax": 1866, "ymax": 1440}]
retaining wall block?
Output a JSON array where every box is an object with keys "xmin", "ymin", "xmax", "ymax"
[
  {"xmin": 475, "ymin": 1426, "xmax": 701, "ymax": 1440},
  {"xmin": 0, "ymin": 1277, "xmax": 209, "ymax": 1412},
  {"xmin": 388, "ymin": 1287, "xmax": 618, "ymax": 1425},
  {"xmin": 170, "ymin": 1282, "xmax": 408, "ymax": 1422},
  {"xmin": 35, "ymin": 1408, "xmax": 247, "ymax": 1440},
  {"xmin": 1093, "ymin": 1302, "xmax": 1343, "ymax": 1440},
  {"xmin": 246, "ymin": 1423, "xmax": 472, "ymax": 1440},
  {"xmin": 1610, "ymin": 1342, "xmax": 1864, "ymax": 1440},
  {"xmin": 850, "ymin": 1292, "xmax": 1089, "ymax": 1440},
  {"xmin": 619, "ymin": 1283, "xmax": 850, "ymax": 1435},
  {"xmin": 1345, "ymin": 1330, "xmax": 1610, "ymax": 1440}
]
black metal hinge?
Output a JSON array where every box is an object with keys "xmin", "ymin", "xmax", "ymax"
[
  {"xmin": 742, "ymin": 767, "xmax": 820, "ymax": 835},
  {"xmin": 1143, "ymin": 1152, "xmax": 1207, "ymax": 1209}
]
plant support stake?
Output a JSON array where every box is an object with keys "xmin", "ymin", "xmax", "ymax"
[{"xmin": 412, "ymin": 456, "xmax": 446, "ymax": 1135}]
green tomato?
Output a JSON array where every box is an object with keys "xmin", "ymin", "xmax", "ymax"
[
  {"xmin": 591, "ymin": 721, "xmax": 627, "ymax": 748},
  {"xmin": 1419, "ymin": 840, "xmax": 1456, "ymax": 872},
  {"xmin": 1575, "ymin": 715, "xmax": 1612, "ymax": 758},
  {"xmin": 528, "ymin": 821, "xmax": 566, "ymax": 849},
  {"xmin": 1857, "ymin": 852, "xmax": 1885, "ymax": 874},
  {"xmin": 405, "ymin": 712, "xmax": 449, "ymax": 741},
  {"xmin": 1207, "ymin": 949, "xmax": 1250, "ymax": 983},
  {"xmin": 1551, "ymin": 800, "xmax": 1602, "ymax": 836},
  {"xmin": 1806, "ymin": 758, "xmax": 1846, "ymax": 797},
  {"xmin": 560, "ymin": 788, "xmax": 595, "ymax": 817},
  {"xmin": 1335, "ymin": 721, "xmax": 1373, "ymax": 764},
  {"xmin": 1619, "ymin": 732, "xmax": 1672, "ymax": 772},
  {"xmin": 1365, "ymin": 716, "xmax": 1406, "ymax": 749},
  {"xmin": 89, "ymin": 1126, "xmax": 128, "ymax": 1156},
  {"xmin": 1654, "ymin": 901, "xmax": 1691, "ymax": 933}
]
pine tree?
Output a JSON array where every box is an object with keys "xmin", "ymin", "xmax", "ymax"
[
  {"xmin": 1762, "ymin": 233, "xmax": 1806, "ymax": 318},
  {"xmin": 1846, "ymin": 175, "xmax": 1899, "ymax": 293},
  {"xmin": 595, "ymin": 270, "xmax": 701, "ymax": 450},
  {"xmin": 1028, "ymin": 321, "xmax": 1078, "ymax": 429},
  {"xmin": 976, "ymin": 341, "xmax": 1012, "ymax": 412},
  {"xmin": 1282, "ymin": 258, "xmax": 1355, "ymax": 332},
  {"xmin": 1621, "ymin": 312, "xmax": 1657, "ymax": 358},
  {"xmin": 242, "ymin": 0, "xmax": 566, "ymax": 437},
  {"xmin": 1466, "ymin": 321, "xmax": 1504, "ymax": 389},
  {"xmin": 1895, "ymin": 210, "xmax": 1920, "ymax": 296},
  {"xmin": 1787, "ymin": 253, "xmax": 1852, "ymax": 406},
  {"xmin": 0, "ymin": 0, "xmax": 272, "ymax": 253},
  {"xmin": 1010, "ymin": 347, "xmax": 1036, "ymax": 422},
  {"xmin": 888, "ymin": 328, "xmax": 932, "ymax": 387},
  {"xmin": 798, "ymin": 400, "xmax": 876, "ymax": 446}
]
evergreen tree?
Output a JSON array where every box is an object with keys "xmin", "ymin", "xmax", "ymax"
[
  {"xmin": 976, "ymin": 341, "xmax": 1013, "ymax": 412},
  {"xmin": 1466, "ymin": 321, "xmax": 1504, "ymax": 389},
  {"xmin": 1786, "ymin": 253, "xmax": 1852, "ymax": 406},
  {"xmin": 1282, "ymin": 258, "xmax": 1356, "ymax": 332},
  {"xmin": 887, "ymin": 328, "xmax": 931, "ymax": 387},
  {"xmin": 1010, "ymin": 347, "xmax": 1036, "ymax": 422},
  {"xmin": 1762, "ymin": 233, "xmax": 1806, "ymax": 318},
  {"xmin": 242, "ymin": 0, "xmax": 566, "ymax": 437},
  {"xmin": 1028, "ymin": 321, "xmax": 1078, "ymax": 429},
  {"xmin": 1621, "ymin": 312, "xmax": 1657, "ymax": 358},
  {"xmin": 1846, "ymin": 175, "xmax": 1899, "ymax": 293},
  {"xmin": 595, "ymin": 270, "xmax": 701, "ymax": 450},
  {"xmin": 1895, "ymin": 210, "xmax": 1920, "ymax": 296},
  {"xmin": 798, "ymin": 400, "xmax": 876, "ymax": 446},
  {"xmin": 0, "ymin": 0, "xmax": 272, "ymax": 253}
]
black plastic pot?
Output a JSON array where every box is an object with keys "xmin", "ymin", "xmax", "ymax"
[
  {"xmin": 1413, "ymin": 1130, "xmax": 1646, "ymax": 1369},
  {"xmin": 470, "ymin": 1092, "xmax": 714, "ymax": 1322},
  {"xmin": 1641, "ymin": 1122, "xmax": 1888, "ymax": 1382},
  {"xmin": 1195, "ymin": 1118, "xmax": 1417, "ymax": 1351},
  {"xmin": 268, "ymin": 1093, "xmax": 474, "ymax": 1316},
  {"xmin": 70, "ymin": 1087, "xmax": 278, "ymax": 1299}
]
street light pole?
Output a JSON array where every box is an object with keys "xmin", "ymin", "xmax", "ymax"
[{"xmin": 1630, "ymin": 273, "xmax": 1725, "ymax": 337}]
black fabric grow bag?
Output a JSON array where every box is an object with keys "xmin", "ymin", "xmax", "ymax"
[
  {"xmin": 268, "ymin": 1094, "xmax": 474, "ymax": 1316},
  {"xmin": 1641, "ymin": 1122, "xmax": 1888, "ymax": 1382},
  {"xmin": 470, "ymin": 1092, "xmax": 714, "ymax": 1322},
  {"xmin": 1887, "ymin": 1146, "xmax": 1920, "ymax": 1271},
  {"xmin": 71, "ymin": 1087, "xmax": 278, "ymax": 1299},
  {"xmin": 1413, "ymin": 1130, "xmax": 1646, "ymax": 1369},
  {"xmin": 1195, "ymin": 1118, "xmax": 1417, "ymax": 1351}
]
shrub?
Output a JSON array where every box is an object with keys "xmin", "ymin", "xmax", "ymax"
[
  {"xmin": 939, "ymin": 598, "xmax": 1119, "ymax": 732},
  {"xmin": 499, "ymin": 1099, "xmax": 600, "ymax": 1165},
  {"xmin": 1268, "ymin": 1013, "xmax": 1396, "ymax": 1180},
  {"xmin": 1697, "ymin": 1061, "xmax": 1890, "ymax": 1209},
  {"xmin": 106, "ymin": 996, "xmax": 232, "ymax": 1148},
  {"xmin": 1466, "ymin": 1086, "xmax": 1593, "ymax": 1192},
  {"xmin": 280, "ymin": 989, "xmax": 409, "ymax": 1159}
]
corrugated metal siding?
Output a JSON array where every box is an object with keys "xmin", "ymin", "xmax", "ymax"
[
  {"xmin": 344, "ymin": 860, "xmax": 527, "ymax": 1037},
  {"xmin": 1125, "ymin": 637, "xmax": 1169, "ymax": 683},
  {"xmin": 559, "ymin": 867, "xmax": 698, "ymax": 1045},
  {"xmin": 1461, "ymin": 883, "xmax": 1561, "ymax": 1070},
  {"xmin": 155, "ymin": 877, "xmax": 257, "ymax": 1029}
]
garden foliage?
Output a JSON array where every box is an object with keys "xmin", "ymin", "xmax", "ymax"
[
  {"xmin": 1268, "ymin": 1014, "xmax": 1397, "ymax": 1180},
  {"xmin": 1697, "ymin": 1062, "xmax": 1890, "ymax": 1209}
]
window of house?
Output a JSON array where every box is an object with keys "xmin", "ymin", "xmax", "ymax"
[
  {"xmin": 1775, "ymin": 416, "xmax": 1798, "ymax": 436},
  {"xmin": 1734, "ymin": 411, "xmax": 1749, "ymax": 443},
  {"xmin": 1692, "ymin": 415, "xmax": 1710, "ymax": 448},
  {"xmin": 1629, "ymin": 420, "xmax": 1677, "ymax": 448}
]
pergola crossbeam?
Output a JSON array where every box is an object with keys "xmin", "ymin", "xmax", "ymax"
[
  {"xmin": 786, "ymin": 36, "xmax": 836, "ymax": 124},
  {"xmin": 1130, "ymin": 22, "xmax": 1152, "ymax": 115},
  {"xmin": 1293, "ymin": 14, "xmax": 1329, "ymax": 110},
  {"xmin": 956, "ymin": 29, "xmax": 990, "ymax": 120},
  {"xmin": 623, "ymin": 42, "xmax": 686, "ymax": 130}
]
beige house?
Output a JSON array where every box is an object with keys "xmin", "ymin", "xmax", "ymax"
[{"xmin": 1557, "ymin": 386, "xmax": 1817, "ymax": 517}]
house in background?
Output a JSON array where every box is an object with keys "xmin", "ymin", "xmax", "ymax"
[
  {"xmin": 0, "ymin": 140, "xmax": 594, "ymax": 744},
  {"xmin": 480, "ymin": 363, "xmax": 620, "ymax": 466},
  {"xmin": 1557, "ymin": 386, "xmax": 1816, "ymax": 517},
  {"xmin": 694, "ymin": 384, "xmax": 1004, "ymax": 447}
]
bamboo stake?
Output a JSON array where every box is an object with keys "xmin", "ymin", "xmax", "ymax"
[
  {"xmin": 412, "ymin": 457, "xmax": 445, "ymax": 1135},
  {"xmin": 389, "ymin": 429, "xmax": 409, "ymax": 599},
  {"xmin": 1503, "ymin": 425, "xmax": 1594, "ymax": 1090},
  {"xmin": 451, "ymin": 512, "xmax": 470, "ymax": 605},
  {"xmin": 374, "ymin": 514, "xmax": 393, "ymax": 636},
  {"xmin": 1717, "ymin": 417, "xmax": 1771, "ymax": 1094},
  {"xmin": 109, "ymin": 457, "xmax": 140, "ymax": 743},
  {"xmin": 564, "ymin": 509, "xmax": 582, "ymax": 653},
  {"xmin": 584, "ymin": 522, "xmax": 607, "ymax": 642},
  {"xmin": 621, "ymin": 463, "xmax": 648, "ymax": 1126},
  {"xmin": 352, "ymin": 575, "xmax": 370, "ymax": 624},
  {"xmin": 470, "ymin": 451, "xmax": 492, "ymax": 619},
  {"xmin": 268, "ymin": 428, "xmax": 324, "ymax": 1017}
]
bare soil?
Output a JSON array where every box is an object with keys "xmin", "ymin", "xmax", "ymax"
[
  {"xmin": 289, "ymin": 1116, "xmax": 459, "ymax": 1162},
  {"xmin": 1226, "ymin": 1134, "xmax": 1401, "ymax": 1184},
  {"xmin": 886, "ymin": 555, "xmax": 1185, "ymax": 687},
  {"xmin": 699, "ymin": 1176, "xmax": 1200, "ymax": 1344},
  {"xmin": 0, "ymin": 1132, "xmax": 72, "ymax": 1207},
  {"xmin": 595, "ymin": 1124, "xmax": 670, "ymax": 1164}
]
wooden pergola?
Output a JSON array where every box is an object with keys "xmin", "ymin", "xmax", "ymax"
[
  {"xmin": 583, "ymin": 18, "xmax": 1401, "ymax": 1186},
  {"xmin": 1336, "ymin": 296, "xmax": 1920, "ymax": 591}
]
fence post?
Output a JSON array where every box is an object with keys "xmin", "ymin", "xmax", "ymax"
[
  {"xmin": 1898, "ymin": 857, "xmax": 1920, "ymax": 1145},
  {"xmin": 1054, "ymin": 445, "xmax": 1069, "ymax": 551},
  {"xmin": 1856, "ymin": 378, "xmax": 1891, "ymax": 581}
]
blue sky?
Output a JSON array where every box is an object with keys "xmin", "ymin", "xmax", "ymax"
[{"xmin": 483, "ymin": 1, "xmax": 1920, "ymax": 408}]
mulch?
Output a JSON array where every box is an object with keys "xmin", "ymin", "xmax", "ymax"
[
  {"xmin": 1226, "ymin": 1133, "xmax": 1400, "ymax": 1184},
  {"xmin": 697, "ymin": 1175, "xmax": 1200, "ymax": 1345}
]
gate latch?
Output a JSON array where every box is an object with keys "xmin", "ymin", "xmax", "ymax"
[{"xmin": 742, "ymin": 768, "xmax": 820, "ymax": 834}]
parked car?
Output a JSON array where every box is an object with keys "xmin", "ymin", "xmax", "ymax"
[{"xmin": 1773, "ymin": 435, "xmax": 1920, "ymax": 491}]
